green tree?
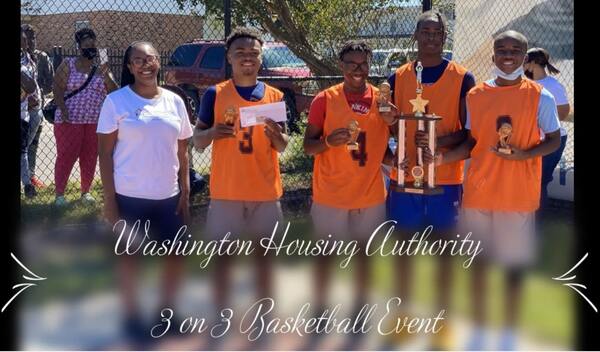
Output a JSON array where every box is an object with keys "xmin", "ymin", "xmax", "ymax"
[{"xmin": 175, "ymin": 0, "xmax": 397, "ymax": 75}]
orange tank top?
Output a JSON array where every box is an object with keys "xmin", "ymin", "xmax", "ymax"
[
  {"xmin": 391, "ymin": 60, "xmax": 467, "ymax": 185},
  {"xmin": 210, "ymin": 80, "xmax": 284, "ymax": 201},
  {"xmin": 462, "ymin": 79, "xmax": 542, "ymax": 212},
  {"xmin": 312, "ymin": 83, "xmax": 390, "ymax": 209}
]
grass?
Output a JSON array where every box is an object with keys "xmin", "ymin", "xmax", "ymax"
[{"xmin": 21, "ymin": 180, "xmax": 104, "ymax": 225}]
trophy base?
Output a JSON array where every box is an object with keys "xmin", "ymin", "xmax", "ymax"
[
  {"xmin": 379, "ymin": 106, "xmax": 391, "ymax": 113},
  {"xmin": 391, "ymin": 183, "xmax": 444, "ymax": 195},
  {"xmin": 498, "ymin": 148, "xmax": 512, "ymax": 154},
  {"xmin": 347, "ymin": 143, "xmax": 359, "ymax": 151}
]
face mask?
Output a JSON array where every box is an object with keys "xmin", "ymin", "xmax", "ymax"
[
  {"xmin": 492, "ymin": 64, "xmax": 524, "ymax": 81},
  {"xmin": 81, "ymin": 47, "xmax": 98, "ymax": 60}
]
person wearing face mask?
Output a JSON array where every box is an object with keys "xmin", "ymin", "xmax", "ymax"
[
  {"xmin": 435, "ymin": 30, "xmax": 561, "ymax": 350},
  {"xmin": 52, "ymin": 28, "xmax": 118, "ymax": 207},
  {"xmin": 524, "ymin": 47, "xmax": 571, "ymax": 210},
  {"xmin": 97, "ymin": 41, "xmax": 192, "ymax": 348}
]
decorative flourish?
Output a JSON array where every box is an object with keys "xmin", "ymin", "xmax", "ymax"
[
  {"xmin": 553, "ymin": 252, "xmax": 597, "ymax": 313},
  {"xmin": 2, "ymin": 253, "xmax": 46, "ymax": 313}
]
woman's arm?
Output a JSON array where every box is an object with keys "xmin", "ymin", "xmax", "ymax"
[
  {"xmin": 176, "ymin": 138, "xmax": 191, "ymax": 225},
  {"xmin": 53, "ymin": 61, "xmax": 70, "ymax": 121},
  {"xmin": 98, "ymin": 131, "xmax": 119, "ymax": 224}
]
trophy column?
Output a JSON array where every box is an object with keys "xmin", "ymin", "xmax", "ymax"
[
  {"xmin": 427, "ymin": 117, "xmax": 437, "ymax": 189},
  {"xmin": 397, "ymin": 116, "xmax": 406, "ymax": 187}
]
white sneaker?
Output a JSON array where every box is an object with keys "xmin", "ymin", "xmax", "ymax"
[
  {"xmin": 54, "ymin": 196, "xmax": 68, "ymax": 207},
  {"xmin": 81, "ymin": 192, "xmax": 96, "ymax": 203}
]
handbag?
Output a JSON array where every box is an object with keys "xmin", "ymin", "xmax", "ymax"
[{"xmin": 43, "ymin": 65, "xmax": 98, "ymax": 124}]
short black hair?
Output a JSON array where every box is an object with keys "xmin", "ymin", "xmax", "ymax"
[
  {"xmin": 415, "ymin": 10, "xmax": 447, "ymax": 34},
  {"xmin": 75, "ymin": 28, "xmax": 96, "ymax": 45},
  {"xmin": 21, "ymin": 24, "xmax": 36, "ymax": 35},
  {"xmin": 493, "ymin": 30, "xmax": 528, "ymax": 51},
  {"xmin": 338, "ymin": 40, "xmax": 373, "ymax": 61},
  {"xmin": 225, "ymin": 27, "xmax": 263, "ymax": 52}
]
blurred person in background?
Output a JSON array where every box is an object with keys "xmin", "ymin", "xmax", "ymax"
[
  {"xmin": 22, "ymin": 24, "xmax": 54, "ymax": 189},
  {"xmin": 21, "ymin": 26, "xmax": 39, "ymax": 199},
  {"xmin": 53, "ymin": 27, "xmax": 118, "ymax": 206},
  {"xmin": 524, "ymin": 47, "xmax": 570, "ymax": 210}
]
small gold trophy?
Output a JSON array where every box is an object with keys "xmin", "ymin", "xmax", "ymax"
[
  {"xmin": 347, "ymin": 119, "xmax": 360, "ymax": 151},
  {"xmin": 378, "ymin": 82, "xmax": 392, "ymax": 112},
  {"xmin": 392, "ymin": 61, "xmax": 443, "ymax": 195},
  {"xmin": 224, "ymin": 106, "xmax": 238, "ymax": 126},
  {"xmin": 497, "ymin": 115, "xmax": 513, "ymax": 154}
]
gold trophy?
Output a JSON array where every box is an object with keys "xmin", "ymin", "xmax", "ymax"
[
  {"xmin": 224, "ymin": 106, "xmax": 238, "ymax": 126},
  {"xmin": 496, "ymin": 115, "xmax": 513, "ymax": 154},
  {"xmin": 378, "ymin": 82, "xmax": 392, "ymax": 112},
  {"xmin": 347, "ymin": 119, "xmax": 360, "ymax": 151},
  {"xmin": 392, "ymin": 61, "xmax": 443, "ymax": 195}
]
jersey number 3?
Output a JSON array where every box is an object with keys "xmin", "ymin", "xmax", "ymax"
[{"xmin": 239, "ymin": 126, "xmax": 254, "ymax": 154}]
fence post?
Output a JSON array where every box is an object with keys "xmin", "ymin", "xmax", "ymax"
[
  {"xmin": 224, "ymin": 0, "xmax": 232, "ymax": 79},
  {"xmin": 423, "ymin": 0, "xmax": 432, "ymax": 12},
  {"xmin": 52, "ymin": 46, "xmax": 63, "ymax": 70}
]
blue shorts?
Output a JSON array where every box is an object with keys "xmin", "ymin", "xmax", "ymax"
[
  {"xmin": 115, "ymin": 193, "xmax": 184, "ymax": 242},
  {"xmin": 386, "ymin": 184, "xmax": 462, "ymax": 233}
]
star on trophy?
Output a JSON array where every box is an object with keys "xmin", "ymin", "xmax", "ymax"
[
  {"xmin": 392, "ymin": 61, "xmax": 443, "ymax": 195},
  {"xmin": 347, "ymin": 119, "xmax": 360, "ymax": 151}
]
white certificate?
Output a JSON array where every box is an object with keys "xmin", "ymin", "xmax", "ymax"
[{"xmin": 239, "ymin": 101, "xmax": 287, "ymax": 128}]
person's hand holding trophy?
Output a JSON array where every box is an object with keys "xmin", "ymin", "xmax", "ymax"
[
  {"xmin": 212, "ymin": 106, "xmax": 238, "ymax": 139},
  {"xmin": 323, "ymin": 128, "xmax": 352, "ymax": 148}
]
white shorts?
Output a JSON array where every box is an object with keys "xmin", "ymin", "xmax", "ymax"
[
  {"xmin": 460, "ymin": 208, "xmax": 537, "ymax": 268},
  {"xmin": 205, "ymin": 199, "xmax": 283, "ymax": 239},
  {"xmin": 310, "ymin": 202, "xmax": 386, "ymax": 242}
]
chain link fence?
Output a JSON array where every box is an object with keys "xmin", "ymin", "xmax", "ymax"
[{"xmin": 20, "ymin": 0, "xmax": 574, "ymax": 224}]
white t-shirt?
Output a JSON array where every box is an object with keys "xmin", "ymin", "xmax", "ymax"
[
  {"xmin": 97, "ymin": 86, "xmax": 194, "ymax": 200},
  {"xmin": 536, "ymin": 76, "xmax": 569, "ymax": 136}
]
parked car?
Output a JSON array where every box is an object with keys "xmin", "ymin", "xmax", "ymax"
[
  {"xmin": 163, "ymin": 40, "xmax": 313, "ymax": 133},
  {"xmin": 370, "ymin": 48, "xmax": 453, "ymax": 77}
]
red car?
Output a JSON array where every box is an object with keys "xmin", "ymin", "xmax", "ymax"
[{"xmin": 163, "ymin": 40, "xmax": 313, "ymax": 133}]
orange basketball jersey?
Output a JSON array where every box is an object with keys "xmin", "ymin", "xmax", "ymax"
[
  {"xmin": 210, "ymin": 80, "xmax": 284, "ymax": 201},
  {"xmin": 312, "ymin": 83, "xmax": 390, "ymax": 209},
  {"xmin": 462, "ymin": 79, "xmax": 543, "ymax": 212},
  {"xmin": 391, "ymin": 60, "xmax": 468, "ymax": 185}
]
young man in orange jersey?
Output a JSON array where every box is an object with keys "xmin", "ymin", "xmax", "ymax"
[
  {"xmin": 193, "ymin": 27, "xmax": 289, "ymax": 346},
  {"xmin": 303, "ymin": 40, "xmax": 396, "ymax": 349},
  {"xmin": 436, "ymin": 30, "xmax": 561, "ymax": 350},
  {"xmin": 385, "ymin": 10, "xmax": 475, "ymax": 349}
]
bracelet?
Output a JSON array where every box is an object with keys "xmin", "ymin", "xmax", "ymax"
[{"xmin": 324, "ymin": 135, "xmax": 332, "ymax": 148}]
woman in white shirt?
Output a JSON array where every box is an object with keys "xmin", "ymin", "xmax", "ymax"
[
  {"xmin": 524, "ymin": 47, "xmax": 571, "ymax": 208},
  {"xmin": 97, "ymin": 41, "xmax": 193, "ymax": 346}
]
